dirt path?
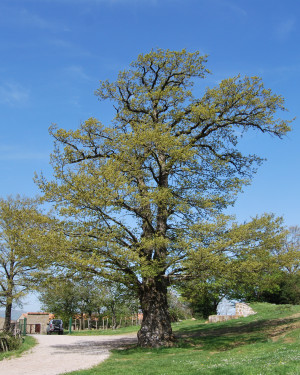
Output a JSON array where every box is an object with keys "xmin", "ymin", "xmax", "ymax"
[{"xmin": 0, "ymin": 333, "xmax": 137, "ymax": 375}]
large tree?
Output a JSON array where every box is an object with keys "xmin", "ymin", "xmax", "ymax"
[
  {"xmin": 36, "ymin": 49, "xmax": 291, "ymax": 347},
  {"xmin": 0, "ymin": 196, "xmax": 51, "ymax": 331}
]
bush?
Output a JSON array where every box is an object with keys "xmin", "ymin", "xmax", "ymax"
[
  {"xmin": 0, "ymin": 332, "xmax": 22, "ymax": 352},
  {"xmin": 259, "ymin": 273, "xmax": 300, "ymax": 305}
]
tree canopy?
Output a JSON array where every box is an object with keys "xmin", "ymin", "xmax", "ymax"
[
  {"xmin": 36, "ymin": 49, "xmax": 292, "ymax": 347},
  {"xmin": 180, "ymin": 213, "xmax": 290, "ymax": 316},
  {"xmin": 0, "ymin": 196, "xmax": 51, "ymax": 331}
]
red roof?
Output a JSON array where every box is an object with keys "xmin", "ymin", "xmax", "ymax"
[{"xmin": 27, "ymin": 312, "xmax": 50, "ymax": 315}]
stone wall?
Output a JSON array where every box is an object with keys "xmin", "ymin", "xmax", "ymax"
[
  {"xmin": 235, "ymin": 303, "xmax": 256, "ymax": 317},
  {"xmin": 208, "ymin": 315, "xmax": 239, "ymax": 323},
  {"xmin": 20, "ymin": 313, "xmax": 51, "ymax": 334},
  {"xmin": 27, "ymin": 312, "xmax": 50, "ymax": 325},
  {"xmin": 208, "ymin": 301, "xmax": 256, "ymax": 323}
]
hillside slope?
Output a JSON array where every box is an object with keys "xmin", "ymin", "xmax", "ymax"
[{"xmin": 66, "ymin": 303, "xmax": 300, "ymax": 375}]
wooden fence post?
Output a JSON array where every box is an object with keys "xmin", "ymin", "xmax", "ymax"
[{"xmin": 23, "ymin": 318, "xmax": 27, "ymax": 336}]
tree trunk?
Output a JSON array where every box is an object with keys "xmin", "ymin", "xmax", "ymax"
[
  {"xmin": 137, "ymin": 277, "xmax": 175, "ymax": 347},
  {"xmin": 4, "ymin": 299, "xmax": 12, "ymax": 332}
]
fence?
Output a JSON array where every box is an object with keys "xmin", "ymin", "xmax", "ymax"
[
  {"xmin": 71, "ymin": 314, "xmax": 143, "ymax": 331},
  {"xmin": 0, "ymin": 335, "xmax": 9, "ymax": 352}
]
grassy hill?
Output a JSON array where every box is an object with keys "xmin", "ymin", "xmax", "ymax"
[{"xmin": 67, "ymin": 303, "xmax": 300, "ymax": 375}]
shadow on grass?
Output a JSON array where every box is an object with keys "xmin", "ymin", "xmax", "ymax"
[
  {"xmin": 51, "ymin": 336, "xmax": 138, "ymax": 355},
  {"xmin": 111, "ymin": 314, "xmax": 300, "ymax": 356},
  {"xmin": 174, "ymin": 315, "xmax": 300, "ymax": 351}
]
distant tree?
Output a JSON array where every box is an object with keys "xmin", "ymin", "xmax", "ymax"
[
  {"xmin": 257, "ymin": 226, "xmax": 300, "ymax": 304},
  {"xmin": 181, "ymin": 281, "xmax": 220, "ymax": 319},
  {"xmin": 277, "ymin": 226, "xmax": 300, "ymax": 274},
  {"xmin": 39, "ymin": 276, "xmax": 139, "ymax": 328},
  {"xmin": 180, "ymin": 214, "xmax": 289, "ymax": 315},
  {"xmin": 0, "ymin": 196, "xmax": 51, "ymax": 331},
  {"xmin": 167, "ymin": 289, "xmax": 192, "ymax": 321},
  {"xmin": 279, "ymin": 273, "xmax": 300, "ymax": 304},
  {"xmin": 99, "ymin": 282, "xmax": 139, "ymax": 328},
  {"xmin": 39, "ymin": 275, "xmax": 103, "ymax": 323},
  {"xmin": 39, "ymin": 278, "xmax": 81, "ymax": 324},
  {"xmin": 36, "ymin": 49, "xmax": 291, "ymax": 347}
]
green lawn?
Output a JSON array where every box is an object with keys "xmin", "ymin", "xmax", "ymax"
[
  {"xmin": 66, "ymin": 303, "xmax": 300, "ymax": 375},
  {"xmin": 0, "ymin": 335, "xmax": 37, "ymax": 361}
]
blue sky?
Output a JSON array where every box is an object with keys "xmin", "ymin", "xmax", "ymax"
[{"xmin": 0, "ymin": 0, "xmax": 299, "ymax": 310}]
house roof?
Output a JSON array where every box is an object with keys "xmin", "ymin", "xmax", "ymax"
[{"xmin": 27, "ymin": 312, "xmax": 50, "ymax": 315}]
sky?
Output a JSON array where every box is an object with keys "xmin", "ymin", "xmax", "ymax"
[{"xmin": 0, "ymin": 0, "xmax": 299, "ymax": 311}]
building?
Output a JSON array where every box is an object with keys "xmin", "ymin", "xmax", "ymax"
[{"xmin": 18, "ymin": 312, "xmax": 54, "ymax": 334}]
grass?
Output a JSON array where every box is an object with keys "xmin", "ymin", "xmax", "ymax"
[
  {"xmin": 65, "ymin": 303, "xmax": 300, "ymax": 375},
  {"xmin": 0, "ymin": 335, "xmax": 37, "ymax": 361}
]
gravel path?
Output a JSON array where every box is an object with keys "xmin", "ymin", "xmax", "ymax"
[{"xmin": 0, "ymin": 333, "xmax": 137, "ymax": 375}]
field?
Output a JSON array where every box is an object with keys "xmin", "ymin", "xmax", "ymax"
[{"xmin": 66, "ymin": 303, "xmax": 300, "ymax": 375}]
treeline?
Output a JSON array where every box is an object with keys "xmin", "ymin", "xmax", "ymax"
[
  {"xmin": 181, "ymin": 223, "xmax": 300, "ymax": 318},
  {"xmin": 1, "ymin": 199, "xmax": 299, "ymax": 330},
  {"xmin": 38, "ymin": 275, "xmax": 192, "ymax": 328}
]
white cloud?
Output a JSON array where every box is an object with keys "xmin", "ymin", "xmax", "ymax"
[
  {"xmin": 19, "ymin": 8, "xmax": 52, "ymax": 29},
  {"xmin": 64, "ymin": 65, "xmax": 92, "ymax": 81},
  {"xmin": 212, "ymin": 0, "xmax": 247, "ymax": 17},
  {"xmin": 0, "ymin": 144, "xmax": 48, "ymax": 161},
  {"xmin": 44, "ymin": 0, "xmax": 160, "ymax": 5},
  {"xmin": 259, "ymin": 64, "xmax": 300, "ymax": 75},
  {"xmin": 5, "ymin": 0, "xmax": 158, "ymax": 3},
  {"xmin": 276, "ymin": 18, "xmax": 296, "ymax": 41},
  {"xmin": 0, "ymin": 152, "xmax": 47, "ymax": 161},
  {"xmin": 222, "ymin": 1, "xmax": 247, "ymax": 16},
  {"xmin": 0, "ymin": 5, "xmax": 49, "ymax": 29},
  {"xmin": 0, "ymin": 82, "xmax": 30, "ymax": 106},
  {"xmin": 0, "ymin": 4, "xmax": 70, "ymax": 32},
  {"xmin": 48, "ymin": 39, "xmax": 92, "ymax": 57}
]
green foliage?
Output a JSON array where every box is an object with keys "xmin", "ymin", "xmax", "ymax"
[
  {"xmin": 183, "ymin": 285, "xmax": 219, "ymax": 319},
  {"xmin": 39, "ymin": 277, "xmax": 88, "ymax": 324},
  {"xmin": 0, "ymin": 332, "xmax": 22, "ymax": 353},
  {"xmin": 257, "ymin": 272, "xmax": 300, "ymax": 305},
  {"xmin": 0, "ymin": 195, "xmax": 54, "ymax": 330},
  {"xmin": 238, "ymin": 226, "xmax": 300, "ymax": 304},
  {"xmin": 98, "ymin": 282, "xmax": 139, "ymax": 327},
  {"xmin": 39, "ymin": 275, "xmax": 139, "ymax": 328},
  {"xmin": 35, "ymin": 48, "xmax": 292, "ymax": 345},
  {"xmin": 180, "ymin": 213, "xmax": 289, "ymax": 315},
  {"xmin": 279, "ymin": 273, "xmax": 300, "ymax": 304},
  {"xmin": 167, "ymin": 290, "xmax": 192, "ymax": 321}
]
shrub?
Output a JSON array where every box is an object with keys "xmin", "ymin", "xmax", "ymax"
[{"xmin": 0, "ymin": 332, "xmax": 22, "ymax": 352}]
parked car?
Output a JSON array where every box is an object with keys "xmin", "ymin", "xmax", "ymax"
[{"xmin": 46, "ymin": 319, "xmax": 64, "ymax": 335}]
